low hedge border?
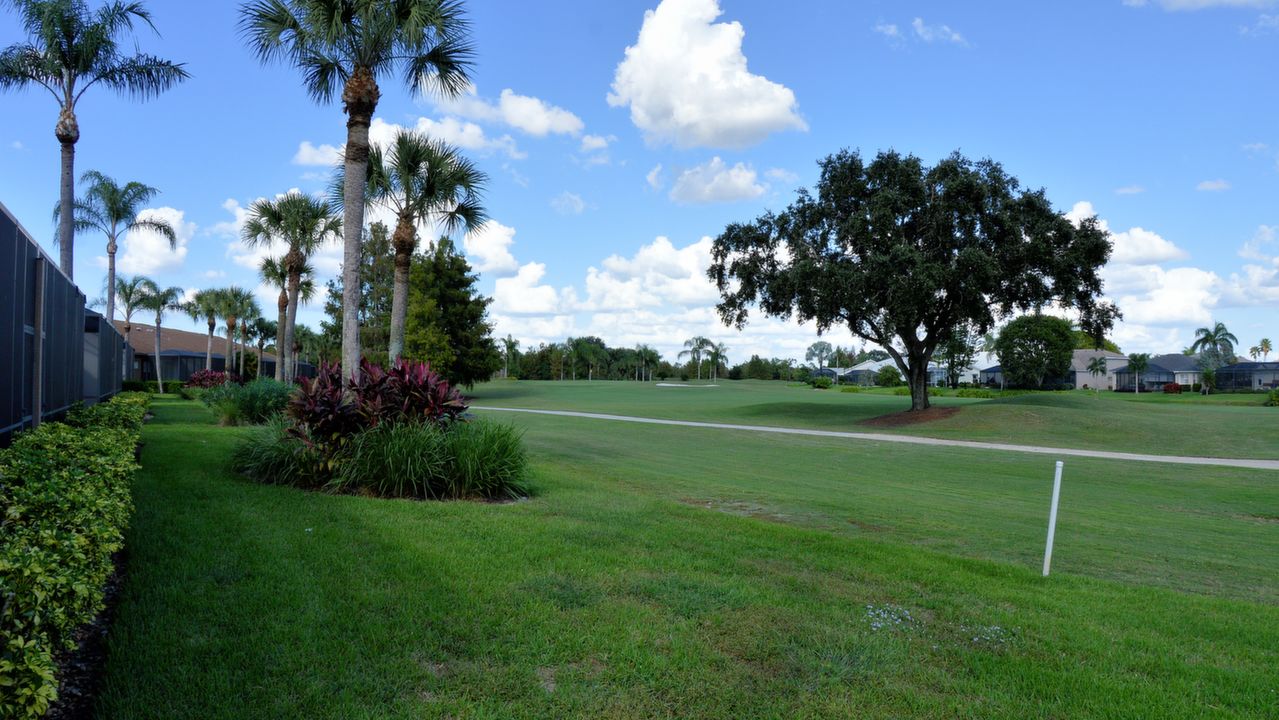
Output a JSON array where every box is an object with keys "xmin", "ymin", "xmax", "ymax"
[{"xmin": 0, "ymin": 392, "xmax": 147, "ymax": 719}]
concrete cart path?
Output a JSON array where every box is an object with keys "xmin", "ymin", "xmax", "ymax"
[{"xmin": 472, "ymin": 406, "xmax": 1279, "ymax": 471}]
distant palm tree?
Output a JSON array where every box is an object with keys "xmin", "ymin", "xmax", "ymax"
[
  {"xmin": 240, "ymin": 0, "xmax": 474, "ymax": 380},
  {"xmin": 636, "ymin": 344, "xmax": 660, "ymax": 382},
  {"xmin": 336, "ymin": 129, "xmax": 486, "ymax": 360},
  {"xmin": 0, "ymin": 0, "xmax": 187, "ymax": 278},
  {"xmin": 242, "ymin": 193, "xmax": 340, "ymax": 383},
  {"xmin": 1250, "ymin": 346, "xmax": 1262, "ymax": 361},
  {"xmin": 806, "ymin": 341, "xmax": 833, "ymax": 371},
  {"xmin": 1190, "ymin": 322, "xmax": 1239, "ymax": 362},
  {"xmin": 251, "ymin": 317, "xmax": 277, "ymax": 378},
  {"xmin": 679, "ymin": 336, "xmax": 710, "ymax": 380},
  {"xmin": 501, "ymin": 335, "xmax": 519, "ymax": 378},
  {"xmin": 61, "ymin": 170, "xmax": 175, "ymax": 321},
  {"xmin": 141, "ymin": 281, "xmax": 183, "ymax": 394},
  {"xmin": 260, "ymin": 256, "xmax": 317, "ymax": 379},
  {"xmin": 217, "ymin": 286, "xmax": 257, "ymax": 377},
  {"xmin": 114, "ymin": 274, "xmax": 152, "ymax": 378},
  {"xmin": 1127, "ymin": 353, "xmax": 1150, "ymax": 395},
  {"xmin": 1086, "ymin": 355, "xmax": 1108, "ymax": 397},
  {"xmin": 185, "ymin": 288, "xmax": 225, "ymax": 371},
  {"xmin": 708, "ymin": 342, "xmax": 729, "ymax": 382},
  {"xmin": 1259, "ymin": 338, "xmax": 1272, "ymax": 362}
]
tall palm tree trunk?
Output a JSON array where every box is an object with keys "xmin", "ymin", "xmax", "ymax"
[
  {"xmin": 225, "ymin": 320, "xmax": 236, "ymax": 376},
  {"xmin": 56, "ymin": 107, "xmax": 78, "ymax": 278},
  {"xmin": 105, "ymin": 240, "xmax": 118, "ymax": 323},
  {"xmin": 153, "ymin": 318, "xmax": 164, "ymax": 394},
  {"xmin": 122, "ymin": 324, "xmax": 131, "ymax": 381},
  {"xmin": 340, "ymin": 67, "xmax": 380, "ymax": 382},
  {"xmin": 275, "ymin": 291, "xmax": 287, "ymax": 381},
  {"xmin": 205, "ymin": 318, "xmax": 215, "ymax": 370},
  {"xmin": 388, "ymin": 220, "xmax": 415, "ymax": 361},
  {"xmin": 284, "ymin": 273, "xmax": 302, "ymax": 384}
]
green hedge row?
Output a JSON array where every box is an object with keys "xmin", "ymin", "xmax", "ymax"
[{"xmin": 0, "ymin": 392, "xmax": 147, "ymax": 719}]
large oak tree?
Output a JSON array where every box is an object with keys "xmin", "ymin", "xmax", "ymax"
[{"xmin": 709, "ymin": 149, "xmax": 1119, "ymax": 411}]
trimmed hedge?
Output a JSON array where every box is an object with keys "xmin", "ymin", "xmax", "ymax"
[{"xmin": 0, "ymin": 393, "xmax": 145, "ymax": 719}]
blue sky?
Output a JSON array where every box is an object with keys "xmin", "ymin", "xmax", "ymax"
[{"xmin": 3, "ymin": 0, "xmax": 1278, "ymax": 364}]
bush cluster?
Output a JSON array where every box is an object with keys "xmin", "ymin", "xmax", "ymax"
[
  {"xmin": 1163, "ymin": 382, "xmax": 1183, "ymax": 394},
  {"xmin": 810, "ymin": 376, "xmax": 833, "ymax": 390},
  {"xmin": 1265, "ymin": 388, "xmax": 1279, "ymax": 407},
  {"xmin": 235, "ymin": 360, "xmax": 528, "ymax": 501},
  {"xmin": 201, "ymin": 378, "xmax": 294, "ymax": 426},
  {"xmin": 0, "ymin": 393, "xmax": 145, "ymax": 719},
  {"xmin": 185, "ymin": 369, "xmax": 230, "ymax": 388}
]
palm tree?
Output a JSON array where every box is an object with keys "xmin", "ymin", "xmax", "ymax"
[
  {"xmin": 59, "ymin": 170, "xmax": 175, "ymax": 320},
  {"xmin": 240, "ymin": 0, "xmax": 474, "ymax": 381},
  {"xmin": 0, "ymin": 0, "xmax": 187, "ymax": 278},
  {"xmin": 1250, "ymin": 346, "xmax": 1262, "ymax": 361},
  {"xmin": 242, "ymin": 193, "xmax": 340, "ymax": 383},
  {"xmin": 1127, "ymin": 353, "xmax": 1150, "ymax": 395},
  {"xmin": 185, "ymin": 288, "xmax": 225, "ymax": 371},
  {"xmin": 806, "ymin": 341, "xmax": 833, "ymax": 371},
  {"xmin": 114, "ymin": 273, "xmax": 151, "ymax": 379},
  {"xmin": 1086, "ymin": 355, "xmax": 1107, "ymax": 397},
  {"xmin": 337, "ymin": 129, "xmax": 486, "ymax": 360},
  {"xmin": 501, "ymin": 335, "xmax": 519, "ymax": 378},
  {"xmin": 141, "ymin": 281, "xmax": 183, "ymax": 394},
  {"xmin": 636, "ymin": 345, "xmax": 660, "ymax": 382},
  {"xmin": 1259, "ymin": 338, "xmax": 1272, "ymax": 362},
  {"xmin": 708, "ymin": 341, "xmax": 728, "ymax": 382},
  {"xmin": 1190, "ymin": 322, "xmax": 1239, "ymax": 363},
  {"xmin": 236, "ymin": 307, "xmax": 263, "ymax": 376},
  {"xmin": 260, "ymin": 256, "xmax": 317, "ymax": 379},
  {"xmin": 251, "ymin": 317, "xmax": 278, "ymax": 378},
  {"xmin": 217, "ymin": 286, "xmax": 257, "ymax": 377},
  {"xmin": 679, "ymin": 336, "xmax": 710, "ymax": 380}
]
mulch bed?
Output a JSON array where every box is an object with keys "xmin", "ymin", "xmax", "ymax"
[
  {"xmin": 859, "ymin": 405, "xmax": 961, "ymax": 428},
  {"xmin": 45, "ymin": 551, "xmax": 127, "ymax": 720}
]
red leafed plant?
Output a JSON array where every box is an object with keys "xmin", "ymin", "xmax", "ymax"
[
  {"xmin": 285, "ymin": 359, "xmax": 468, "ymax": 474},
  {"xmin": 1163, "ymin": 382, "xmax": 1182, "ymax": 394},
  {"xmin": 185, "ymin": 369, "xmax": 230, "ymax": 388}
]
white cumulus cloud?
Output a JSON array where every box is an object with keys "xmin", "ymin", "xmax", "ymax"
[
  {"xmin": 911, "ymin": 17, "xmax": 967, "ymax": 44},
  {"xmin": 369, "ymin": 116, "xmax": 524, "ymax": 160},
  {"xmin": 463, "ymin": 220, "xmax": 520, "ymax": 276},
  {"xmin": 1196, "ymin": 178, "xmax": 1231, "ymax": 191},
  {"xmin": 103, "ymin": 207, "xmax": 194, "ymax": 275},
  {"xmin": 551, "ymin": 191, "xmax": 587, "ymax": 215},
  {"xmin": 293, "ymin": 141, "xmax": 341, "ymax": 166},
  {"xmin": 437, "ymin": 86, "xmax": 584, "ymax": 137},
  {"xmin": 608, "ymin": 0, "xmax": 806, "ymax": 148},
  {"xmin": 1066, "ymin": 201, "xmax": 1188, "ymax": 264},
  {"xmin": 669, "ymin": 157, "xmax": 765, "ymax": 204},
  {"xmin": 492, "ymin": 262, "xmax": 575, "ymax": 315}
]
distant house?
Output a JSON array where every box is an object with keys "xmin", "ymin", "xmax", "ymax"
[
  {"xmin": 979, "ymin": 365, "xmax": 1004, "ymax": 387},
  {"xmin": 114, "ymin": 320, "xmax": 315, "ymax": 383},
  {"xmin": 1069, "ymin": 349, "xmax": 1128, "ymax": 390},
  {"xmin": 1215, "ymin": 362, "xmax": 1279, "ymax": 392},
  {"xmin": 847, "ymin": 357, "xmax": 897, "ymax": 385},
  {"xmin": 1113, "ymin": 354, "xmax": 1203, "ymax": 391}
]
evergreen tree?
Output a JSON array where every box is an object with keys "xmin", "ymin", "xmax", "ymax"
[{"xmin": 404, "ymin": 237, "xmax": 500, "ymax": 387}]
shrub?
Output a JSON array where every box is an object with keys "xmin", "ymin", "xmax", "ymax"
[
  {"xmin": 1265, "ymin": 388, "xmax": 1279, "ymax": 407},
  {"xmin": 840, "ymin": 385, "xmax": 862, "ymax": 393},
  {"xmin": 179, "ymin": 386, "xmax": 206, "ymax": 402},
  {"xmin": 329, "ymin": 419, "xmax": 528, "ymax": 500},
  {"xmin": 65, "ymin": 394, "xmax": 148, "ymax": 432},
  {"xmin": 232, "ymin": 416, "xmax": 322, "ymax": 488},
  {"xmin": 876, "ymin": 366, "xmax": 903, "ymax": 387},
  {"xmin": 286, "ymin": 360, "xmax": 467, "ymax": 474},
  {"xmin": 1163, "ymin": 382, "xmax": 1182, "ymax": 394},
  {"xmin": 203, "ymin": 378, "xmax": 294, "ymax": 425},
  {"xmin": 893, "ymin": 386, "xmax": 911, "ymax": 396},
  {"xmin": 185, "ymin": 369, "xmax": 229, "ymax": 388},
  {"xmin": 811, "ymin": 376, "xmax": 833, "ymax": 389},
  {"xmin": 0, "ymin": 394, "xmax": 144, "ymax": 719},
  {"xmin": 1191, "ymin": 383, "xmax": 1203, "ymax": 393}
]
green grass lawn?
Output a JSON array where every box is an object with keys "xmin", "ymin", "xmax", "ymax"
[
  {"xmin": 97, "ymin": 397, "xmax": 1279, "ymax": 718},
  {"xmin": 469, "ymin": 379, "xmax": 1279, "ymax": 459}
]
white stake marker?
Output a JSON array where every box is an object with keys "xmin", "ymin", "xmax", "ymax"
[{"xmin": 1043, "ymin": 461, "xmax": 1064, "ymax": 577}]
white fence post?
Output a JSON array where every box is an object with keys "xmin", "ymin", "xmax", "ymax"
[{"xmin": 1042, "ymin": 461, "xmax": 1064, "ymax": 576}]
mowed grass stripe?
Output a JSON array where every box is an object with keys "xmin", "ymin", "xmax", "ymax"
[
  {"xmin": 97, "ymin": 398, "xmax": 1279, "ymax": 718},
  {"xmin": 469, "ymin": 380, "xmax": 1279, "ymax": 460}
]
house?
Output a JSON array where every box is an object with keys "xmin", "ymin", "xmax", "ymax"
[
  {"xmin": 929, "ymin": 363, "xmax": 982, "ymax": 386},
  {"xmin": 1113, "ymin": 354, "xmax": 1203, "ymax": 392},
  {"xmin": 847, "ymin": 357, "xmax": 897, "ymax": 385},
  {"xmin": 979, "ymin": 365, "xmax": 1004, "ymax": 387},
  {"xmin": 1068, "ymin": 349, "xmax": 1128, "ymax": 390},
  {"xmin": 1215, "ymin": 362, "xmax": 1279, "ymax": 392},
  {"xmin": 114, "ymin": 320, "xmax": 315, "ymax": 383}
]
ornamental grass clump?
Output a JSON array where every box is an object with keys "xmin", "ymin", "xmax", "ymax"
[
  {"xmin": 202, "ymin": 378, "xmax": 294, "ymax": 425},
  {"xmin": 235, "ymin": 359, "xmax": 528, "ymax": 500}
]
